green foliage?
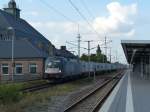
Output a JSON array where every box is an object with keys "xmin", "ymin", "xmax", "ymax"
[
  {"xmin": 80, "ymin": 44, "xmax": 108, "ymax": 63},
  {"xmin": 0, "ymin": 84, "xmax": 23, "ymax": 104},
  {"xmin": 80, "ymin": 54, "xmax": 88, "ymax": 61},
  {"xmin": 0, "ymin": 80, "xmax": 48, "ymax": 105},
  {"xmin": 90, "ymin": 54, "xmax": 97, "ymax": 62}
]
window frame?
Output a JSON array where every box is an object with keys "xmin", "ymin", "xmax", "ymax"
[
  {"xmin": 15, "ymin": 64, "xmax": 23, "ymax": 75},
  {"xmin": 29, "ymin": 63, "xmax": 37, "ymax": 74},
  {"xmin": 1, "ymin": 64, "xmax": 9, "ymax": 75}
]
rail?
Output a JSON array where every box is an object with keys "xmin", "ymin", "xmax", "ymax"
[{"xmin": 64, "ymin": 71, "xmax": 124, "ymax": 112}]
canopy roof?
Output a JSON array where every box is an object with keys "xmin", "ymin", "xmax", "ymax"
[{"xmin": 121, "ymin": 40, "xmax": 150, "ymax": 64}]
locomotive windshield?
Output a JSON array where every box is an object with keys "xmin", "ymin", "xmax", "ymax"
[{"xmin": 47, "ymin": 60, "xmax": 61, "ymax": 68}]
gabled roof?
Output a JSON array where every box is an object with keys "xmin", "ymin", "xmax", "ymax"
[
  {"xmin": 0, "ymin": 9, "xmax": 77, "ymax": 59},
  {"xmin": 0, "ymin": 40, "xmax": 47, "ymax": 59},
  {"xmin": 0, "ymin": 9, "xmax": 51, "ymax": 45}
]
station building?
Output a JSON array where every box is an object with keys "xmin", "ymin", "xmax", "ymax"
[
  {"xmin": 0, "ymin": 0, "xmax": 53, "ymax": 82},
  {"xmin": 0, "ymin": 0, "xmax": 77, "ymax": 82},
  {"xmin": 0, "ymin": 40, "xmax": 47, "ymax": 81}
]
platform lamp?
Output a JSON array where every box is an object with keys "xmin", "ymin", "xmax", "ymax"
[{"xmin": 7, "ymin": 27, "xmax": 15, "ymax": 81}]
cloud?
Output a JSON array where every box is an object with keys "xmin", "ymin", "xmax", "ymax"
[
  {"xmin": 29, "ymin": 2, "xmax": 137, "ymax": 40},
  {"xmin": 29, "ymin": 21, "xmax": 79, "ymax": 48},
  {"xmin": 93, "ymin": 2, "xmax": 137, "ymax": 37},
  {"xmin": 28, "ymin": 2, "xmax": 138, "ymax": 55}
]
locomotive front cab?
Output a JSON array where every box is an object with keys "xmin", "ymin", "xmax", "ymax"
[{"xmin": 45, "ymin": 57, "xmax": 63, "ymax": 79}]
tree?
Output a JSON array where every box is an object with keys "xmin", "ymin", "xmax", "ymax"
[
  {"xmin": 80, "ymin": 54, "xmax": 88, "ymax": 61},
  {"xmin": 80, "ymin": 44, "xmax": 109, "ymax": 63},
  {"xmin": 90, "ymin": 54, "xmax": 97, "ymax": 62}
]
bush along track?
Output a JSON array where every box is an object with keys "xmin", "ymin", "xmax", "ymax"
[{"xmin": 0, "ymin": 84, "xmax": 23, "ymax": 104}]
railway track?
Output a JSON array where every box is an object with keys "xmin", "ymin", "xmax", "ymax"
[
  {"xmin": 64, "ymin": 71, "xmax": 123, "ymax": 112},
  {"xmin": 22, "ymin": 83, "xmax": 53, "ymax": 93},
  {"xmin": 21, "ymin": 71, "xmax": 121, "ymax": 93}
]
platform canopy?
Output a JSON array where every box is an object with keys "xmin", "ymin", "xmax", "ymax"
[{"xmin": 121, "ymin": 40, "xmax": 150, "ymax": 64}]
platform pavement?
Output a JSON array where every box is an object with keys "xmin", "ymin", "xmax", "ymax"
[{"xmin": 99, "ymin": 70, "xmax": 150, "ymax": 112}]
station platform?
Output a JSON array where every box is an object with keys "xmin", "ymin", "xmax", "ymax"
[{"xmin": 99, "ymin": 70, "xmax": 150, "ymax": 112}]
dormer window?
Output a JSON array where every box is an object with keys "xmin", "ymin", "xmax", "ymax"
[
  {"xmin": 0, "ymin": 34, "xmax": 2, "ymax": 40},
  {"xmin": 0, "ymin": 34, "xmax": 11, "ymax": 41}
]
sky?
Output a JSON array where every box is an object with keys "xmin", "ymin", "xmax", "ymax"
[{"xmin": 0, "ymin": 0, "xmax": 149, "ymax": 64}]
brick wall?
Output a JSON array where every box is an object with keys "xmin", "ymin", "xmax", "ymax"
[{"xmin": 0, "ymin": 58, "xmax": 44, "ymax": 81}]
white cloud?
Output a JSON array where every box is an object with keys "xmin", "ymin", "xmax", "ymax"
[
  {"xmin": 28, "ymin": 2, "xmax": 138, "ymax": 57},
  {"xmin": 29, "ymin": 2, "xmax": 137, "ymax": 41},
  {"xmin": 93, "ymin": 2, "xmax": 137, "ymax": 37},
  {"xmin": 29, "ymin": 21, "xmax": 78, "ymax": 48}
]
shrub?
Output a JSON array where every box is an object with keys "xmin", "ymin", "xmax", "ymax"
[{"xmin": 0, "ymin": 84, "xmax": 23, "ymax": 104}]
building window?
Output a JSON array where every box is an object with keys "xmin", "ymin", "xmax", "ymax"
[
  {"xmin": 0, "ymin": 34, "xmax": 2, "ymax": 40},
  {"xmin": 15, "ymin": 64, "xmax": 23, "ymax": 74},
  {"xmin": 2, "ymin": 64, "xmax": 9, "ymax": 75},
  {"xmin": 29, "ymin": 64, "xmax": 37, "ymax": 74}
]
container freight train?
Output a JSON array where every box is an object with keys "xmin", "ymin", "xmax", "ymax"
[{"xmin": 44, "ymin": 57, "xmax": 126, "ymax": 80}]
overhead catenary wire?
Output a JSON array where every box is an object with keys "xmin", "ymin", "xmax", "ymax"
[
  {"xmin": 39, "ymin": 0, "xmax": 83, "ymax": 52},
  {"xmin": 38, "ymin": 0, "xmax": 102, "ymax": 38},
  {"xmin": 68, "ymin": 0, "xmax": 101, "ymax": 38},
  {"xmin": 79, "ymin": 0, "xmax": 95, "ymax": 20},
  {"xmin": 39, "ymin": 0, "xmax": 77, "ymax": 24},
  {"xmin": 38, "ymin": 0, "xmax": 93, "ymax": 41},
  {"xmin": 39, "ymin": 0, "xmax": 112, "ymax": 59},
  {"xmin": 66, "ymin": 41, "xmax": 87, "ymax": 50}
]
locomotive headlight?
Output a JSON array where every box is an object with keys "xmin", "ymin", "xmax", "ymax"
[{"xmin": 59, "ymin": 70, "xmax": 61, "ymax": 73}]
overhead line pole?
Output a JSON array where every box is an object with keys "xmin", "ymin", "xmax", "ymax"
[
  {"xmin": 102, "ymin": 36, "xmax": 112, "ymax": 63},
  {"xmin": 104, "ymin": 36, "xmax": 107, "ymax": 63},
  {"xmin": 88, "ymin": 41, "xmax": 91, "ymax": 78},
  {"xmin": 110, "ymin": 47, "xmax": 112, "ymax": 63},
  {"xmin": 77, "ymin": 24, "xmax": 81, "ymax": 58},
  {"xmin": 116, "ymin": 50, "xmax": 118, "ymax": 62},
  {"xmin": 77, "ymin": 34, "xmax": 81, "ymax": 58},
  {"xmin": 84, "ymin": 40, "xmax": 93, "ymax": 78}
]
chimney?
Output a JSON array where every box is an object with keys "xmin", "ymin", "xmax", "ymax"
[
  {"xmin": 60, "ymin": 46, "xmax": 66, "ymax": 50},
  {"xmin": 3, "ymin": 0, "xmax": 21, "ymax": 18}
]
